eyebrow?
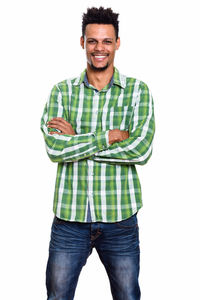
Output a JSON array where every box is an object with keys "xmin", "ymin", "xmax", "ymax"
[{"xmin": 87, "ymin": 38, "xmax": 114, "ymax": 41}]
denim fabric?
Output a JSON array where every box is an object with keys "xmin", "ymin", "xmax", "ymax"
[{"xmin": 46, "ymin": 213, "xmax": 140, "ymax": 300}]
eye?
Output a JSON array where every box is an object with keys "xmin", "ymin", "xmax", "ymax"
[
  {"xmin": 104, "ymin": 40, "xmax": 112, "ymax": 44},
  {"xmin": 88, "ymin": 40, "xmax": 96, "ymax": 44}
]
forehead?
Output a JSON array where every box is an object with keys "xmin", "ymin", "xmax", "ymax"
[{"xmin": 85, "ymin": 24, "xmax": 116, "ymax": 39}]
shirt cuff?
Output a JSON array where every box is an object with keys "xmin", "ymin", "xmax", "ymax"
[{"xmin": 95, "ymin": 130, "xmax": 110, "ymax": 150}]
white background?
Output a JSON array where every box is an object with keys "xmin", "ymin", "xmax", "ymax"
[{"xmin": 1, "ymin": 0, "xmax": 200, "ymax": 299}]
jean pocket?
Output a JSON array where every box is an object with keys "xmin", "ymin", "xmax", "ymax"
[{"xmin": 116, "ymin": 214, "xmax": 138, "ymax": 229}]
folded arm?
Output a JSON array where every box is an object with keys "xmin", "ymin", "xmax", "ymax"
[
  {"xmin": 91, "ymin": 82, "xmax": 155, "ymax": 165},
  {"xmin": 40, "ymin": 85, "xmax": 110, "ymax": 163}
]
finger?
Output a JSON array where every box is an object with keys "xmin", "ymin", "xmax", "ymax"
[
  {"xmin": 48, "ymin": 118, "xmax": 71, "ymax": 125},
  {"xmin": 49, "ymin": 131, "xmax": 63, "ymax": 135},
  {"xmin": 48, "ymin": 119, "xmax": 67, "ymax": 125},
  {"xmin": 48, "ymin": 121, "xmax": 72, "ymax": 129},
  {"xmin": 48, "ymin": 124, "xmax": 67, "ymax": 132},
  {"xmin": 48, "ymin": 121, "xmax": 64, "ymax": 127},
  {"xmin": 47, "ymin": 120, "xmax": 69, "ymax": 128}
]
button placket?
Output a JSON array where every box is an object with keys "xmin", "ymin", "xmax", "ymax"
[
  {"xmin": 91, "ymin": 92, "xmax": 99, "ymax": 133},
  {"xmin": 87, "ymin": 160, "xmax": 95, "ymax": 220}
]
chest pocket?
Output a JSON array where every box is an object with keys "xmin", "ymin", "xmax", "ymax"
[{"xmin": 106, "ymin": 105, "xmax": 132, "ymax": 131}]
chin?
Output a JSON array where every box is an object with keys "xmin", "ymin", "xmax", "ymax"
[{"xmin": 90, "ymin": 63, "xmax": 109, "ymax": 71}]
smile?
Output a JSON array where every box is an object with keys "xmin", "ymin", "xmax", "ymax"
[{"xmin": 92, "ymin": 54, "xmax": 108, "ymax": 61}]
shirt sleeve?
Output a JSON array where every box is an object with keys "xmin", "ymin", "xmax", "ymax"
[
  {"xmin": 40, "ymin": 84, "xmax": 110, "ymax": 163},
  {"xmin": 91, "ymin": 82, "xmax": 155, "ymax": 166}
]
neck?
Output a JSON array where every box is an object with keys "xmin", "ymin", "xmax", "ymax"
[{"xmin": 86, "ymin": 64, "xmax": 114, "ymax": 91}]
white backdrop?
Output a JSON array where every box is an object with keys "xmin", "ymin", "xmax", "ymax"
[{"xmin": 1, "ymin": 0, "xmax": 200, "ymax": 299}]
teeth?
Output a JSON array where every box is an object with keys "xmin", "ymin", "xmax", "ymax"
[{"xmin": 94, "ymin": 56, "xmax": 106, "ymax": 58}]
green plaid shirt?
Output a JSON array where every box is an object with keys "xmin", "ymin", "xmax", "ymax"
[{"xmin": 41, "ymin": 67, "xmax": 155, "ymax": 222}]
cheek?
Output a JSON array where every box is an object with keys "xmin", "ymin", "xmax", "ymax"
[
  {"xmin": 108, "ymin": 50, "xmax": 115, "ymax": 58},
  {"xmin": 108, "ymin": 46, "xmax": 116, "ymax": 53},
  {"xmin": 85, "ymin": 49, "xmax": 91, "ymax": 57},
  {"xmin": 86, "ymin": 45, "xmax": 94, "ymax": 53}
]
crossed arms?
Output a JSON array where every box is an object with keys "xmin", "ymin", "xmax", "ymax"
[
  {"xmin": 47, "ymin": 117, "xmax": 129, "ymax": 145},
  {"xmin": 40, "ymin": 83, "xmax": 155, "ymax": 165}
]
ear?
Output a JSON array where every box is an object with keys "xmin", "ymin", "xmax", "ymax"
[
  {"xmin": 116, "ymin": 37, "xmax": 120, "ymax": 50},
  {"xmin": 80, "ymin": 36, "xmax": 84, "ymax": 49}
]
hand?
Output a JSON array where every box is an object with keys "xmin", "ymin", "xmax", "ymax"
[
  {"xmin": 108, "ymin": 129, "xmax": 129, "ymax": 145},
  {"xmin": 47, "ymin": 117, "xmax": 76, "ymax": 135}
]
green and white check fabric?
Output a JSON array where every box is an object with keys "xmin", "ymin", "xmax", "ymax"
[{"xmin": 41, "ymin": 67, "xmax": 155, "ymax": 222}]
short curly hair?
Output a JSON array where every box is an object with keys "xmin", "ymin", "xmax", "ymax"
[{"xmin": 82, "ymin": 7, "xmax": 119, "ymax": 40}]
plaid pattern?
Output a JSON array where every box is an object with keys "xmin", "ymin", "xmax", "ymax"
[{"xmin": 41, "ymin": 67, "xmax": 155, "ymax": 222}]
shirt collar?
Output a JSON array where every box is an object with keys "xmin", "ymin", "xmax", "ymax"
[{"xmin": 73, "ymin": 67, "xmax": 126, "ymax": 89}]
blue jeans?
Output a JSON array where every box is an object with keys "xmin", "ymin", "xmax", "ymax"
[{"xmin": 46, "ymin": 213, "xmax": 141, "ymax": 300}]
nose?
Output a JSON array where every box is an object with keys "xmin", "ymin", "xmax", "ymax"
[{"xmin": 94, "ymin": 41, "xmax": 105, "ymax": 52}]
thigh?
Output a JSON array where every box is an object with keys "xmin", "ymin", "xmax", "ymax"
[
  {"xmin": 96, "ymin": 214, "xmax": 140, "ymax": 255},
  {"xmin": 46, "ymin": 217, "xmax": 92, "ymax": 300},
  {"xmin": 96, "ymin": 214, "xmax": 140, "ymax": 300}
]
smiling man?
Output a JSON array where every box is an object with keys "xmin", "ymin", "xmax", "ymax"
[
  {"xmin": 83, "ymin": 23, "xmax": 120, "ymax": 73},
  {"xmin": 41, "ymin": 7, "xmax": 155, "ymax": 300}
]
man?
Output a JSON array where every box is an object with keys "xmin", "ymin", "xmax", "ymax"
[{"xmin": 41, "ymin": 6, "xmax": 155, "ymax": 300}]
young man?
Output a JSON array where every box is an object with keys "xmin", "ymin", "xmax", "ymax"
[{"xmin": 41, "ymin": 6, "xmax": 155, "ymax": 300}]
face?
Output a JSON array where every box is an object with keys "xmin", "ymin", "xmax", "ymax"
[{"xmin": 80, "ymin": 24, "xmax": 120, "ymax": 71}]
